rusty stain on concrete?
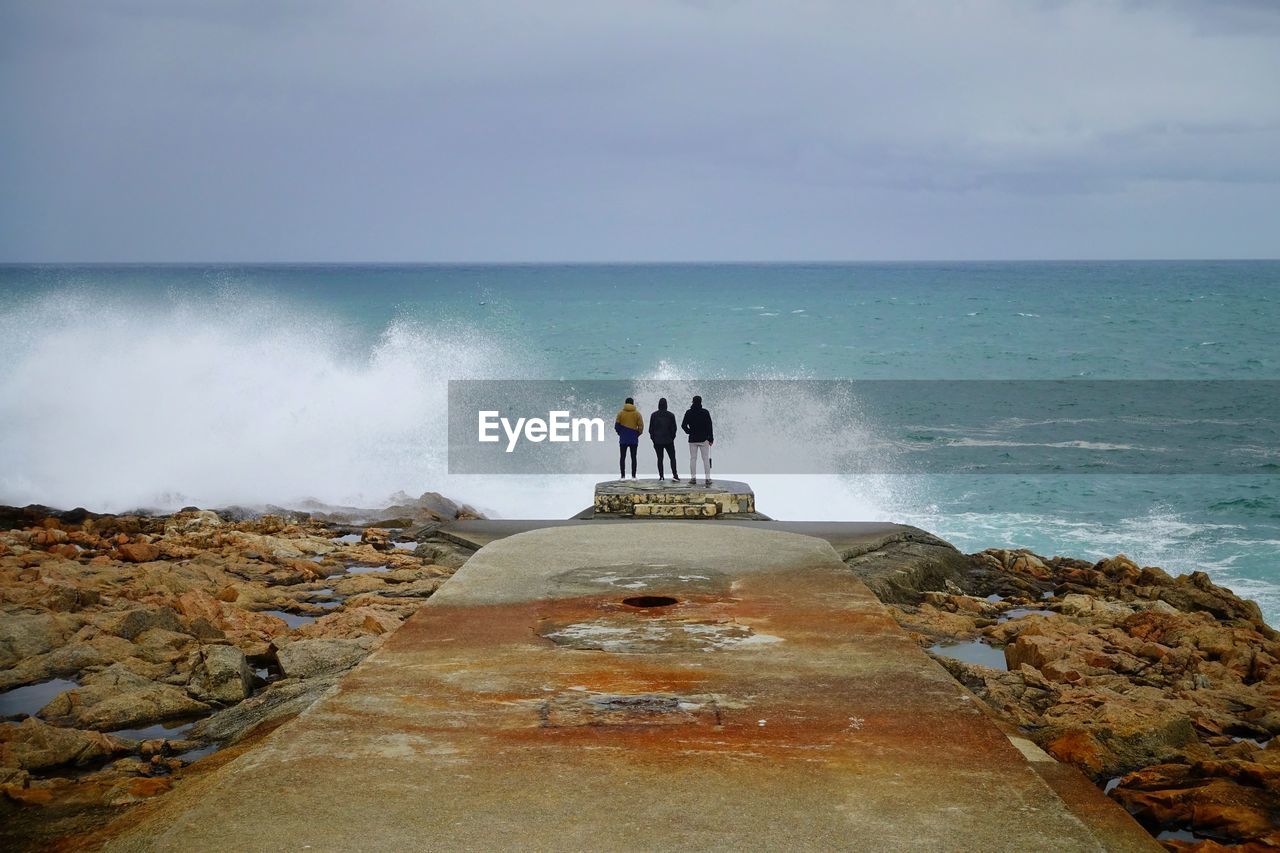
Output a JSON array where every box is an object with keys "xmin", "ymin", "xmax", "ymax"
[{"xmin": 101, "ymin": 524, "xmax": 1158, "ymax": 852}]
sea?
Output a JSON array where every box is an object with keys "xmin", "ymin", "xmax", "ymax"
[{"xmin": 2, "ymin": 261, "xmax": 1277, "ymax": 621}]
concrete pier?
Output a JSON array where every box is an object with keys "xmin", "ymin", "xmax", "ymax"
[
  {"xmin": 103, "ymin": 524, "xmax": 1156, "ymax": 852},
  {"xmin": 593, "ymin": 478, "xmax": 758, "ymax": 517}
]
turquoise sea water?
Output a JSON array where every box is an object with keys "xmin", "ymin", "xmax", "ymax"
[{"xmin": 1, "ymin": 262, "xmax": 1277, "ymax": 619}]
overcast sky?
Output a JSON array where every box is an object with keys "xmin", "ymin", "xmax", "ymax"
[{"xmin": 1, "ymin": 0, "xmax": 1278, "ymax": 261}]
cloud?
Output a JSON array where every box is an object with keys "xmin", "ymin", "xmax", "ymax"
[{"xmin": 1, "ymin": 0, "xmax": 1277, "ymax": 260}]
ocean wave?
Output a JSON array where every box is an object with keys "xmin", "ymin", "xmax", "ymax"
[
  {"xmin": 940, "ymin": 438, "xmax": 1157, "ymax": 452},
  {"xmin": 0, "ymin": 287, "xmax": 530, "ymax": 511}
]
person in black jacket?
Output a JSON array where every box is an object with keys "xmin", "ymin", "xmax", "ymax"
[
  {"xmin": 648, "ymin": 398, "xmax": 679, "ymax": 482},
  {"xmin": 681, "ymin": 395, "xmax": 714, "ymax": 485}
]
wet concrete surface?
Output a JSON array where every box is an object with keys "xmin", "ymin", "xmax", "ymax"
[{"xmin": 101, "ymin": 524, "xmax": 1157, "ymax": 852}]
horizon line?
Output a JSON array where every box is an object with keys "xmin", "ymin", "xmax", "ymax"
[{"xmin": 2, "ymin": 257, "xmax": 1278, "ymax": 267}]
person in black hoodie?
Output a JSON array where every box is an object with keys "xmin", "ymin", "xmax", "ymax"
[
  {"xmin": 681, "ymin": 395, "xmax": 714, "ymax": 485},
  {"xmin": 648, "ymin": 398, "xmax": 679, "ymax": 482}
]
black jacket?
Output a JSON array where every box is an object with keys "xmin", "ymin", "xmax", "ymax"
[
  {"xmin": 649, "ymin": 409, "xmax": 677, "ymax": 445},
  {"xmin": 681, "ymin": 406, "xmax": 714, "ymax": 443}
]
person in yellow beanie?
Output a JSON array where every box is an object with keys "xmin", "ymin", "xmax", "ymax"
[{"xmin": 614, "ymin": 397, "xmax": 644, "ymax": 479}]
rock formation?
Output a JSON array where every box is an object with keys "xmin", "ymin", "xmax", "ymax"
[
  {"xmin": 0, "ymin": 496, "xmax": 478, "ymax": 849},
  {"xmin": 884, "ymin": 546, "xmax": 1279, "ymax": 850}
]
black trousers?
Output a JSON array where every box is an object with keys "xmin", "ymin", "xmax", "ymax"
[
  {"xmin": 653, "ymin": 442, "xmax": 677, "ymax": 478},
  {"xmin": 619, "ymin": 444, "xmax": 637, "ymax": 478}
]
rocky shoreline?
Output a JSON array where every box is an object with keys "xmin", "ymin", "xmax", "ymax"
[
  {"xmin": 1, "ymin": 502, "xmax": 1276, "ymax": 851},
  {"xmin": 884, "ymin": 547, "xmax": 1279, "ymax": 851},
  {"xmin": 0, "ymin": 495, "xmax": 480, "ymax": 850}
]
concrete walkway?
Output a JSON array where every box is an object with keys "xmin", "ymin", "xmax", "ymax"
[{"xmin": 104, "ymin": 525, "xmax": 1157, "ymax": 852}]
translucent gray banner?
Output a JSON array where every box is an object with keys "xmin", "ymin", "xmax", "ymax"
[{"xmin": 447, "ymin": 380, "xmax": 1280, "ymax": 475}]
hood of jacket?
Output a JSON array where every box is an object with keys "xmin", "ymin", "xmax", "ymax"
[
  {"xmin": 615, "ymin": 404, "xmax": 644, "ymax": 437},
  {"xmin": 648, "ymin": 408, "xmax": 677, "ymax": 444}
]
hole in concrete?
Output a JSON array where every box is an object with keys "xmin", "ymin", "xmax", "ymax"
[{"xmin": 622, "ymin": 595, "xmax": 678, "ymax": 609}]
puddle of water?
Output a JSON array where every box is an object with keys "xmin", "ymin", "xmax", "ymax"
[
  {"xmin": 999, "ymin": 608, "xmax": 1056, "ymax": 623},
  {"xmin": 1156, "ymin": 829, "xmax": 1200, "ymax": 842},
  {"xmin": 0, "ymin": 678, "xmax": 78, "ymax": 718},
  {"xmin": 1103, "ymin": 777, "xmax": 1122, "ymax": 794},
  {"xmin": 985, "ymin": 594, "xmax": 1004, "ymax": 603},
  {"xmin": 1041, "ymin": 590, "xmax": 1055, "ymax": 600},
  {"xmin": 345, "ymin": 565, "xmax": 388, "ymax": 575},
  {"xmin": 928, "ymin": 641, "xmax": 1008, "ymax": 670},
  {"xmin": 1231, "ymin": 735, "xmax": 1271, "ymax": 748},
  {"xmin": 302, "ymin": 586, "xmax": 345, "ymax": 610},
  {"xmin": 107, "ymin": 719, "xmax": 195, "ymax": 741},
  {"xmin": 263, "ymin": 610, "xmax": 317, "ymax": 628},
  {"xmin": 392, "ymin": 541, "xmax": 419, "ymax": 551},
  {"xmin": 331, "ymin": 533, "xmax": 361, "ymax": 544}
]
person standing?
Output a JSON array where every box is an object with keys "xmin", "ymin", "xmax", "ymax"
[
  {"xmin": 648, "ymin": 397, "xmax": 679, "ymax": 482},
  {"xmin": 614, "ymin": 397, "xmax": 644, "ymax": 479},
  {"xmin": 681, "ymin": 395, "xmax": 714, "ymax": 485}
]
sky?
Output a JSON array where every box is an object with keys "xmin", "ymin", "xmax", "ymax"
[{"xmin": 1, "ymin": 0, "xmax": 1278, "ymax": 262}]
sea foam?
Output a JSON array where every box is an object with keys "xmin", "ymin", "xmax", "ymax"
[{"xmin": 0, "ymin": 288, "xmax": 899, "ymax": 523}]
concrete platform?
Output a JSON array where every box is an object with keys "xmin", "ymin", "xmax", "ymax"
[
  {"xmin": 593, "ymin": 478, "xmax": 757, "ymax": 517},
  {"xmin": 102, "ymin": 525, "xmax": 1156, "ymax": 852},
  {"xmin": 436, "ymin": 517, "xmax": 919, "ymax": 555}
]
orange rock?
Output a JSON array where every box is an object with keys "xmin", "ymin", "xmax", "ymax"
[
  {"xmin": 1004, "ymin": 634, "xmax": 1064, "ymax": 670},
  {"xmin": 1099, "ymin": 555, "xmax": 1142, "ymax": 582},
  {"xmin": 174, "ymin": 589, "xmax": 289, "ymax": 641},
  {"xmin": 1114, "ymin": 765, "xmax": 1280, "ymax": 844},
  {"xmin": 2, "ymin": 784, "xmax": 54, "ymax": 806},
  {"xmin": 33, "ymin": 528, "xmax": 69, "ymax": 546},
  {"xmin": 1040, "ymin": 660, "xmax": 1084, "ymax": 683},
  {"xmin": 175, "ymin": 589, "xmax": 223, "ymax": 622},
  {"xmin": 1195, "ymin": 800, "xmax": 1276, "ymax": 839},
  {"xmin": 358, "ymin": 611, "xmax": 404, "ymax": 635},
  {"xmin": 118, "ymin": 542, "xmax": 161, "ymax": 563},
  {"xmin": 1045, "ymin": 729, "xmax": 1106, "ymax": 775},
  {"xmin": 283, "ymin": 558, "xmax": 324, "ymax": 579},
  {"xmin": 123, "ymin": 776, "xmax": 173, "ymax": 799},
  {"xmin": 69, "ymin": 530, "xmax": 99, "ymax": 546}
]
